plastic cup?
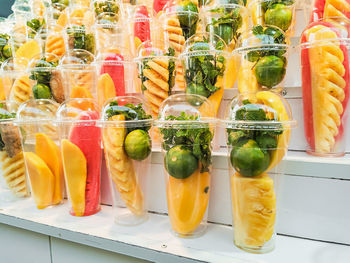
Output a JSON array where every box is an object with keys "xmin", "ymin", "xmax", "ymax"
[
  {"xmin": 181, "ymin": 33, "xmax": 237, "ymax": 116},
  {"xmin": 203, "ymin": 3, "xmax": 249, "ymax": 50},
  {"xmin": 66, "ymin": 24, "xmax": 96, "ymax": 55},
  {"xmin": 101, "ymin": 96, "xmax": 152, "ymax": 225},
  {"xmin": 28, "ymin": 53, "xmax": 65, "ymax": 103},
  {"xmin": 0, "ymin": 101, "xmax": 30, "ymax": 202},
  {"xmin": 248, "ymin": 0, "xmax": 296, "ymax": 37},
  {"xmin": 60, "ymin": 50, "xmax": 97, "ymax": 101},
  {"xmin": 65, "ymin": 6, "xmax": 95, "ymax": 26},
  {"xmin": 57, "ymin": 98, "xmax": 102, "ymax": 216},
  {"xmin": 15, "ymin": 99, "xmax": 64, "ymax": 210},
  {"xmin": 1, "ymin": 57, "xmax": 30, "ymax": 103},
  {"xmin": 222, "ymin": 91, "xmax": 296, "ymax": 253},
  {"xmin": 155, "ymin": 93, "xmax": 216, "ymax": 238},
  {"xmin": 92, "ymin": 0, "xmax": 122, "ymax": 20},
  {"xmin": 298, "ymin": 18, "xmax": 350, "ymax": 156},
  {"xmin": 235, "ymin": 25, "xmax": 289, "ymax": 94},
  {"xmin": 48, "ymin": 3, "xmax": 68, "ymax": 22},
  {"xmin": 35, "ymin": 24, "xmax": 66, "ymax": 59}
]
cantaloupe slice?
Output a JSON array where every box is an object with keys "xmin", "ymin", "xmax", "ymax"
[
  {"xmin": 61, "ymin": 139, "xmax": 87, "ymax": 216},
  {"xmin": 24, "ymin": 152, "xmax": 54, "ymax": 209},
  {"xmin": 97, "ymin": 73, "xmax": 116, "ymax": 107},
  {"xmin": 35, "ymin": 133, "xmax": 63, "ymax": 205},
  {"xmin": 69, "ymin": 86, "xmax": 95, "ymax": 110},
  {"xmin": 15, "ymin": 40, "xmax": 40, "ymax": 63}
]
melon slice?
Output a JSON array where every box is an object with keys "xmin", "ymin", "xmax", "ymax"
[
  {"xmin": 35, "ymin": 133, "xmax": 63, "ymax": 205},
  {"xmin": 69, "ymin": 111, "xmax": 101, "ymax": 216},
  {"xmin": 62, "ymin": 139, "xmax": 87, "ymax": 216},
  {"xmin": 24, "ymin": 152, "xmax": 54, "ymax": 209},
  {"xmin": 97, "ymin": 73, "xmax": 116, "ymax": 107}
]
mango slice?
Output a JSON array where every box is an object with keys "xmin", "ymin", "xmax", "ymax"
[
  {"xmin": 24, "ymin": 152, "xmax": 54, "ymax": 209},
  {"xmin": 35, "ymin": 133, "xmax": 63, "ymax": 205},
  {"xmin": 167, "ymin": 168, "xmax": 210, "ymax": 235},
  {"xmin": 61, "ymin": 139, "xmax": 87, "ymax": 216},
  {"xmin": 15, "ymin": 40, "xmax": 40, "ymax": 63},
  {"xmin": 97, "ymin": 73, "xmax": 116, "ymax": 107}
]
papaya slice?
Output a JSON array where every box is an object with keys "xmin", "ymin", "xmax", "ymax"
[
  {"xmin": 35, "ymin": 133, "xmax": 63, "ymax": 205},
  {"xmin": 167, "ymin": 168, "xmax": 210, "ymax": 235},
  {"xmin": 256, "ymin": 91, "xmax": 291, "ymax": 171},
  {"xmin": 61, "ymin": 139, "xmax": 87, "ymax": 216},
  {"xmin": 69, "ymin": 86, "xmax": 95, "ymax": 110},
  {"xmin": 69, "ymin": 111, "xmax": 101, "ymax": 216},
  {"xmin": 97, "ymin": 73, "xmax": 116, "ymax": 108},
  {"xmin": 24, "ymin": 152, "xmax": 54, "ymax": 209}
]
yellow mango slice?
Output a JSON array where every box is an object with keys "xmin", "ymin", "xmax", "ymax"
[
  {"xmin": 57, "ymin": 12, "xmax": 68, "ymax": 27},
  {"xmin": 0, "ymin": 77, "xmax": 5, "ymax": 100},
  {"xmin": 35, "ymin": 133, "xmax": 63, "ymax": 205},
  {"xmin": 256, "ymin": 91, "xmax": 291, "ymax": 171},
  {"xmin": 61, "ymin": 139, "xmax": 87, "ymax": 216},
  {"xmin": 24, "ymin": 152, "xmax": 54, "ymax": 209},
  {"xmin": 97, "ymin": 73, "xmax": 116, "ymax": 108},
  {"xmin": 15, "ymin": 40, "xmax": 40, "ymax": 62},
  {"xmin": 167, "ymin": 168, "xmax": 210, "ymax": 235}
]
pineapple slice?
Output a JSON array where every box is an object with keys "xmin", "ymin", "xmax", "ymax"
[
  {"xmin": 324, "ymin": 0, "xmax": 350, "ymax": 19},
  {"xmin": 231, "ymin": 172, "xmax": 276, "ymax": 248}
]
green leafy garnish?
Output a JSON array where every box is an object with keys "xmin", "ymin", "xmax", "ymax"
[
  {"xmin": 27, "ymin": 19, "xmax": 45, "ymax": 38},
  {"xmin": 177, "ymin": 1, "xmax": 199, "ymax": 40},
  {"xmin": 261, "ymin": 0, "xmax": 294, "ymax": 11},
  {"xmin": 94, "ymin": 0, "xmax": 119, "ymax": 17},
  {"xmin": 160, "ymin": 112, "xmax": 213, "ymax": 173},
  {"xmin": 106, "ymin": 101, "xmax": 152, "ymax": 133},
  {"xmin": 29, "ymin": 58, "xmax": 57, "ymax": 86},
  {"xmin": 67, "ymin": 25, "xmax": 96, "ymax": 54}
]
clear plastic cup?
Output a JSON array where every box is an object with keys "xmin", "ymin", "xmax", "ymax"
[
  {"xmin": 57, "ymin": 98, "xmax": 102, "ymax": 216},
  {"xmin": 135, "ymin": 41, "xmax": 176, "ymax": 117},
  {"xmin": 298, "ymin": 18, "xmax": 350, "ymax": 156},
  {"xmin": 181, "ymin": 33, "xmax": 236, "ymax": 116},
  {"xmin": 48, "ymin": 2, "xmax": 68, "ymax": 22},
  {"xmin": 235, "ymin": 25, "xmax": 289, "ymax": 94},
  {"xmin": 155, "ymin": 93, "xmax": 216, "ymax": 238},
  {"xmin": 101, "ymin": 96, "xmax": 152, "ymax": 225},
  {"xmin": 65, "ymin": 5, "xmax": 95, "ymax": 26},
  {"xmin": 96, "ymin": 51, "xmax": 136, "ymax": 108},
  {"xmin": 0, "ymin": 101, "xmax": 30, "ymax": 203},
  {"xmin": 66, "ymin": 24, "xmax": 96, "ymax": 55},
  {"xmin": 92, "ymin": 0, "xmax": 122, "ymax": 20},
  {"xmin": 35, "ymin": 24, "xmax": 66, "ymax": 59},
  {"xmin": 28, "ymin": 53, "xmax": 65, "ymax": 103},
  {"xmin": 222, "ymin": 91, "xmax": 296, "ymax": 253},
  {"xmin": 15, "ymin": 99, "xmax": 64, "ymax": 209},
  {"xmin": 203, "ymin": 3, "xmax": 249, "ymax": 50},
  {"xmin": 248, "ymin": 0, "xmax": 296, "ymax": 37},
  {"xmin": 60, "ymin": 50, "xmax": 98, "ymax": 101},
  {"xmin": 1, "ymin": 57, "xmax": 31, "ymax": 104}
]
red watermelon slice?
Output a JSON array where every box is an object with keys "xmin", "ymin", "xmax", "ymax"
[{"xmin": 69, "ymin": 110, "xmax": 102, "ymax": 216}]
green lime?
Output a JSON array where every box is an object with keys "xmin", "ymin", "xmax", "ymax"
[
  {"xmin": 186, "ymin": 83, "xmax": 210, "ymax": 98},
  {"xmin": 2, "ymin": 45, "xmax": 12, "ymax": 58},
  {"xmin": 230, "ymin": 139, "xmax": 270, "ymax": 177},
  {"xmin": 32, "ymin": 84, "xmax": 52, "ymax": 99},
  {"xmin": 254, "ymin": 55, "xmax": 285, "ymax": 88},
  {"xmin": 165, "ymin": 145, "xmax": 198, "ymax": 179},
  {"xmin": 124, "ymin": 129, "xmax": 151, "ymax": 161},
  {"xmin": 264, "ymin": 4, "xmax": 292, "ymax": 32}
]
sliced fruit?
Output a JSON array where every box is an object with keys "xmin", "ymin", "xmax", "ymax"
[
  {"xmin": 69, "ymin": 111, "xmax": 101, "ymax": 216},
  {"xmin": 69, "ymin": 86, "xmax": 94, "ymax": 110},
  {"xmin": 35, "ymin": 133, "xmax": 63, "ymax": 205},
  {"xmin": 15, "ymin": 40, "xmax": 40, "ymax": 62},
  {"xmin": 97, "ymin": 73, "xmax": 116, "ymax": 108},
  {"xmin": 231, "ymin": 172, "xmax": 276, "ymax": 248},
  {"xmin": 237, "ymin": 61, "xmax": 260, "ymax": 101},
  {"xmin": 24, "ymin": 152, "xmax": 54, "ymax": 209},
  {"xmin": 61, "ymin": 139, "xmax": 87, "ymax": 216},
  {"xmin": 0, "ymin": 77, "xmax": 5, "ymax": 100},
  {"xmin": 167, "ymin": 168, "xmax": 210, "ymax": 235},
  {"xmin": 256, "ymin": 91, "xmax": 290, "ymax": 171},
  {"xmin": 57, "ymin": 12, "xmax": 68, "ymax": 27}
]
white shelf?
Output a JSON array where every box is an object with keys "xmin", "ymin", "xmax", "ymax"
[{"xmin": 1, "ymin": 199, "xmax": 349, "ymax": 263}]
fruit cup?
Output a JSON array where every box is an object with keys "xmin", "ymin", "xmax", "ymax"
[
  {"xmin": 28, "ymin": 53, "xmax": 65, "ymax": 103},
  {"xmin": 35, "ymin": 24, "xmax": 66, "ymax": 59},
  {"xmin": 56, "ymin": 98, "xmax": 102, "ymax": 216},
  {"xmin": 203, "ymin": 2, "xmax": 249, "ymax": 50},
  {"xmin": 101, "ymin": 96, "xmax": 152, "ymax": 225},
  {"xmin": 66, "ymin": 24, "xmax": 96, "ymax": 55},
  {"xmin": 92, "ymin": 0, "xmax": 122, "ymax": 20},
  {"xmin": 299, "ymin": 18, "xmax": 350, "ymax": 156},
  {"xmin": 235, "ymin": 25, "xmax": 289, "ymax": 95},
  {"xmin": 15, "ymin": 99, "xmax": 64, "ymax": 209},
  {"xmin": 155, "ymin": 93, "xmax": 216, "ymax": 238},
  {"xmin": 65, "ymin": 5, "xmax": 95, "ymax": 27},
  {"xmin": 222, "ymin": 91, "xmax": 296, "ymax": 253},
  {"xmin": 181, "ymin": 33, "xmax": 236, "ymax": 116},
  {"xmin": 60, "ymin": 50, "xmax": 98, "ymax": 101},
  {"xmin": 248, "ymin": 0, "xmax": 296, "ymax": 37},
  {"xmin": 1, "ymin": 57, "xmax": 31, "ymax": 104},
  {"xmin": 96, "ymin": 52, "xmax": 137, "ymax": 108},
  {"xmin": 0, "ymin": 101, "xmax": 29, "ymax": 202}
]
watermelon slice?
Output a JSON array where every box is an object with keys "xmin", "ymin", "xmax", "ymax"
[
  {"xmin": 100, "ymin": 53, "xmax": 125, "ymax": 97},
  {"xmin": 69, "ymin": 110, "xmax": 102, "ymax": 216}
]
